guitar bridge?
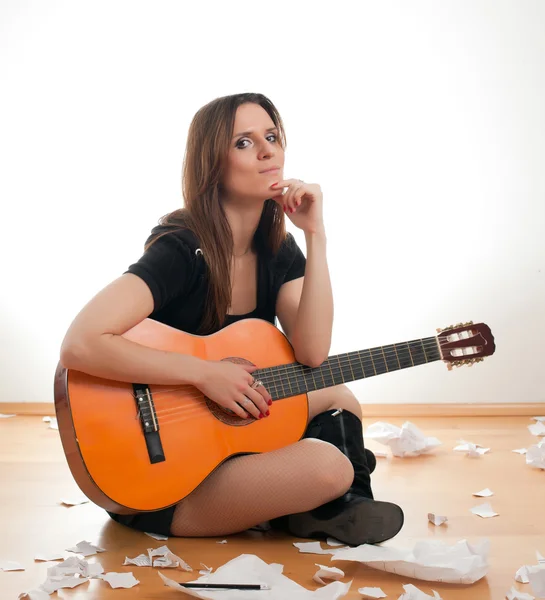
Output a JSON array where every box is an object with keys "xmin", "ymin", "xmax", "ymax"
[{"xmin": 133, "ymin": 383, "xmax": 165, "ymax": 464}]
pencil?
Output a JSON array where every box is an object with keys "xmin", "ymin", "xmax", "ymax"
[{"xmin": 178, "ymin": 582, "xmax": 270, "ymax": 590}]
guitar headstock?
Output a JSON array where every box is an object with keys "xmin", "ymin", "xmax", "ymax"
[{"xmin": 436, "ymin": 322, "xmax": 496, "ymax": 370}]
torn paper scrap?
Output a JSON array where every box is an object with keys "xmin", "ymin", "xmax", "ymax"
[
  {"xmin": 199, "ymin": 563, "xmax": 213, "ymax": 575},
  {"xmin": 537, "ymin": 551, "xmax": 545, "ymax": 563},
  {"xmin": 326, "ymin": 538, "xmax": 345, "ymax": 547},
  {"xmin": 0, "ymin": 413, "xmax": 16, "ymax": 418},
  {"xmin": 217, "ymin": 540, "xmax": 228, "ymax": 544},
  {"xmin": 18, "ymin": 591, "xmax": 49, "ymax": 600},
  {"xmin": 34, "ymin": 552, "xmax": 66, "ymax": 561},
  {"xmin": 359, "ymin": 587, "xmax": 387, "ymax": 599},
  {"xmin": 453, "ymin": 440, "xmax": 490, "ymax": 457},
  {"xmin": 40, "ymin": 575, "xmax": 89, "ymax": 594},
  {"xmin": 149, "ymin": 545, "xmax": 192, "ymax": 571},
  {"xmin": 0, "ymin": 559, "xmax": 24, "ymax": 571},
  {"xmin": 294, "ymin": 541, "xmax": 338, "ymax": 555},
  {"xmin": 528, "ymin": 422, "xmax": 545, "ymax": 436},
  {"xmin": 513, "ymin": 448, "xmax": 528, "ymax": 455},
  {"xmin": 364, "ymin": 421, "xmax": 441, "ymax": 457},
  {"xmin": 42, "ymin": 416, "xmax": 58, "ymax": 430},
  {"xmin": 99, "ymin": 572, "xmax": 140, "ymax": 589},
  {"xmin": 516, "ymin": 565, "xmax": 530, "ymax": 583},
  {"xmin": 398, "ymin": 584, "xmax": 442, "ymax": 599},
  {"xmin": 46, "ymin": 556, "xmax": 104, "ymax": 578},
  {"xmin": 473, "ymin": 488, "xmax": 494, "ymax": 497},
  {"xmin": 331, "ymin": 538, "xmax": 489, "ymax": 584},
  {"xmin": 158, "ymin": 553, "xmax": 352, "ymax": 599},
  {"xmin": 470, "ymin": 503, "xmax": 499, "ymax": 518},
  {"xmin": 526, "ymin": 443, "xmax": 545, "ymax": 470},
  {"xmin": 65, "ymin": 540, "xmax": 105, "ymax": 556},
  {"xmin": 533, "ymin": 416, "xmax": 545, "ymax": 422},
  {"xmin": 506, "ymin": 587, "xmax": 535, "ymax": 600},
  {"xmin": 60, "ymin": 496, "xmax": 89, "ymax": 506},
  {"xmin": 428, "ymin": 513, "xmax": 448, "ymax": 526},
  {"xmin": 313, "ymin": 564, "xmax": 344, "ymax": 585},
  {"xmin": 145, "ymin": 531, "xmax": 168, "ymax": 540},
  {"xmin": 528, "ymin": 565, "xmax": 545, "ymax": 598},
  {"xmin": 124, "ymin": 545, "xmax": 192, "ymax": 570}
]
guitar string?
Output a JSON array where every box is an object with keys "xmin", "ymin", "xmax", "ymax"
[
  {"xmin": 149, "ymin": 337, "xmax": 481, "ymax": 415},
  {"xmin": 140, "ymin": 337, "xmax": 448, "ymax": 406},
  {"xmin": 147, "ymin": 337, "xmax": 445, "ymax": 416},
  {"xmin": 146, "ymin": 347, "xmax": 481, "ymax": 425}
]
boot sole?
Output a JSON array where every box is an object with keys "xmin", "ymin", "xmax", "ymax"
[{"xmin": 287, "ymin": 500, "xmax": 404, "ymax": 546}]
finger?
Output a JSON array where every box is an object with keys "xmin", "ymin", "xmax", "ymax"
[
  {"xmin": 255, "ymin": 385, "xmax": 273, "ymax": 407},
  {"xmin": 247, "ymin": 388, "xmax": 270, "ymax": 416},
  {"xmin": 237, "ymin": 395, "xmax": 262, "ymax": 420},
  {"xmin": 230, "ymin": 402, "xmax": 250, "ymax": 420}
]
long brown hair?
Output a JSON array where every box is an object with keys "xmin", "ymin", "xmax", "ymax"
[{"xmin": 146, "ymin": 93, "xmax": 288, "ymax": 335}]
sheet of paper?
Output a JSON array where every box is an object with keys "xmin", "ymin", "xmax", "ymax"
[
  {"xmin": 159, "ymin": 554, "xmax": 352, "ymax": 599},
  {"xmin": 60, "ymin": 496, "xmax": 89, "ymax": 506},
  {"xmin": 506, "ymin": 587, "xmax": 535, "ymax": 600},
  {"xmin": 0, "ymin": 559, "xmax": 24, "ymax": 571},
  {"xmin": 428, "ymin": 513, "xmax": 448, "ymax": 526},
  {"xmin": 294, "ymin": 542, "xmax": 338, "ymax": 555},
  {"xmin": 358, "ymin": 587, "xmax": 387, "ymax": 598},
  {"xmin": 331, "ymin": 539, "xmax": 489, "ymax": 584},
  {"xmin": 528, "ymin": 565, "xmax": 545, "ymax": 597},
  {"xmin": 364, "ymin": 421, "xmax": 441, "ymax": 457},
  {"xmin": 42, "ymin": 416, "xmax": 58, "ymax": 430},
  {"xmin": 0, "ymin": 413, "xmax": 16, "ymax": 418},
  {"xmin": 526, "ymin": 442, "xmax": 545, "ymax": 470},
  {"xmin": 513, "ymin": 448, "xmax": 528, "ymax": 455},
  {"xmin": 473, "ymin": 488, "xmax": 494, "ymax": 497},
  {"xmin": 326, "ymin": 538, "xmax": 345, "ymax": 547},
  {"xmin": 99, "ymin": 572, "xmax": 140, "ymax": 588},
  {"xmin": 65, "ymin": 540, "xmax": 105, "ymax": 556},
  {"xmin": 470, "ymin": 502, "xmax": 499, "ymax": 518},
  {"xmin": 533, "ymin": 416, "xmax": 545, "ymax": 422},
  {"xmin": 529, "ymin": 422, "xmax": 545, "ymax": 436},
  {"xmin": 398, "ymin": 584, "xmax": 442, "ymax": 599},
  {"xmin": 145, "ymin": 532, "xmax": 168, "ymax": 540},
  {"xmin": 18, "ymin": 590, "xmax": 50, "ymax": 600},
  {"xmin": 453, "ymin": 440, "xmax": 490, "ymax": 457},
  {"xmin": 313, "ymin": 564, "xmax": 344, "ymax": 585}
]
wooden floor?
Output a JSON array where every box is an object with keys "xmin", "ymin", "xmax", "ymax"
[{"xmin": 1, "ymin": 415, "xmax": 544, "ymax": 599}]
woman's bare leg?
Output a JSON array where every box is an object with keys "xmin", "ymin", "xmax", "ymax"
[{"xmin": 170, "ymin": 439, "xmax": 353, "ymax": 537}]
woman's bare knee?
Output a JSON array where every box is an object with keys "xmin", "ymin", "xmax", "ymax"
[{"xmin": 299, "ymin": 439, "xmax": 354, "ymax": 501}]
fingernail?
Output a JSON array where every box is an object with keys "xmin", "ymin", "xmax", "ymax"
[
  {"xmin": 290, "ymin": 207, "xmax": 295, "ymax": 213},
  {"xmin": 265, "ymin": 410, "xmax": 270, "ymax": 416},
  {"xmin": 259, "ymin": 413, "xmax": 264, "ymax": 419},
  {"xmin": 268, "ymin": 399, "xmax": 272, "ymax": 406}
]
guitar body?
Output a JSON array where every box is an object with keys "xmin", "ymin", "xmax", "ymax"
[{"xmin": 54, "ymin": 318, "xmax": 308, "ymax": 515}]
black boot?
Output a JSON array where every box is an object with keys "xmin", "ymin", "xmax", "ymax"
[{"xmin": 272, "ymin": 409, "xmax": 403, "ymax": 546}]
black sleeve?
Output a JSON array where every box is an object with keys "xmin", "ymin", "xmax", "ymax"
[
  {"xmin": 284, "ymin": 233, "xmax": 306, "ymax": 283},
  {"xmin": 125, "ymin": 229, "xmax": 196, "ymax": 313}
]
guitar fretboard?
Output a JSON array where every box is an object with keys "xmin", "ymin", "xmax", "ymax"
[{"xmin": 256, "ymin": 336, "xmax": 441, "ymax": 401}]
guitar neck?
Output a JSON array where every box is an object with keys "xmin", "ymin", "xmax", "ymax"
[{"xmin": 256, "ymin": 336, "xmax": 441, "ymax": 401}]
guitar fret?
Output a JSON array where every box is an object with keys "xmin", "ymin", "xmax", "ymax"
[
  {"xmin": 370, "ymin": 347, "xmax": 388, "ymax": 375},
  {"xmin": 382, "ymin": 345, "xmax": 399, "ymax": 372}
]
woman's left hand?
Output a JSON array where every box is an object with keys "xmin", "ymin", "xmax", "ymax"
[{"xmin": 270, "ymin": 179, "xmax": 325, "ymax": 234}]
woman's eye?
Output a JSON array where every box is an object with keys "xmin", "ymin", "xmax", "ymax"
[{"xmin": 236, "ymin": 134, "xmax": 277, "ymax": 149}]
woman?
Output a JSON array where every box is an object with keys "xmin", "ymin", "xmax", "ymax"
[{"xmin": 60, "ymin": 92, "xmax": 404, "ymax": 546}]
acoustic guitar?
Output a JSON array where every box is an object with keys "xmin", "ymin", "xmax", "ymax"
[{"xmin": 54, "ymin": 318, "xmax": 495, "ymax": 514}]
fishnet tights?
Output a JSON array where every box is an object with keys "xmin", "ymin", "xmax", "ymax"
[{"xmin": 170, "ymin": 438, "xmax": 354, "ymax": 537}]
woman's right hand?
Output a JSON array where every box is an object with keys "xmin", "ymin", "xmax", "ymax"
[{"xmin": 194, "ymin": 360, "xmax": 272, "ymax": 419}]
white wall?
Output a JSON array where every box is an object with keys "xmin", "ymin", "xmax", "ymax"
[{"xmin": 1, "ymin": 0, "xmax": 544, "ymax": 405}]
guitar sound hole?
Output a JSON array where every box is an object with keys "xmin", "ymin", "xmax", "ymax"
[{"xmin": 205, "ymin": 397, "xmax": 255, "ymax": 426}]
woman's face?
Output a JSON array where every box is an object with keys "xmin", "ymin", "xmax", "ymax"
[{"xmin": 222, "ymin": 103, "xmax": 285, "ymax": 202}]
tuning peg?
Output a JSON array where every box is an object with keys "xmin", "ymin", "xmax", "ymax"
[
  {"xmin": 436, "ymin": 327, "xmax": 443, "ymax": 333},
  {"xmin": 441, "ymin": 325, "xmax": 455, "ymax": 332},
  {"xmin": 463, "ymin": 321, "xmax": 474, "ymax": 327}
]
